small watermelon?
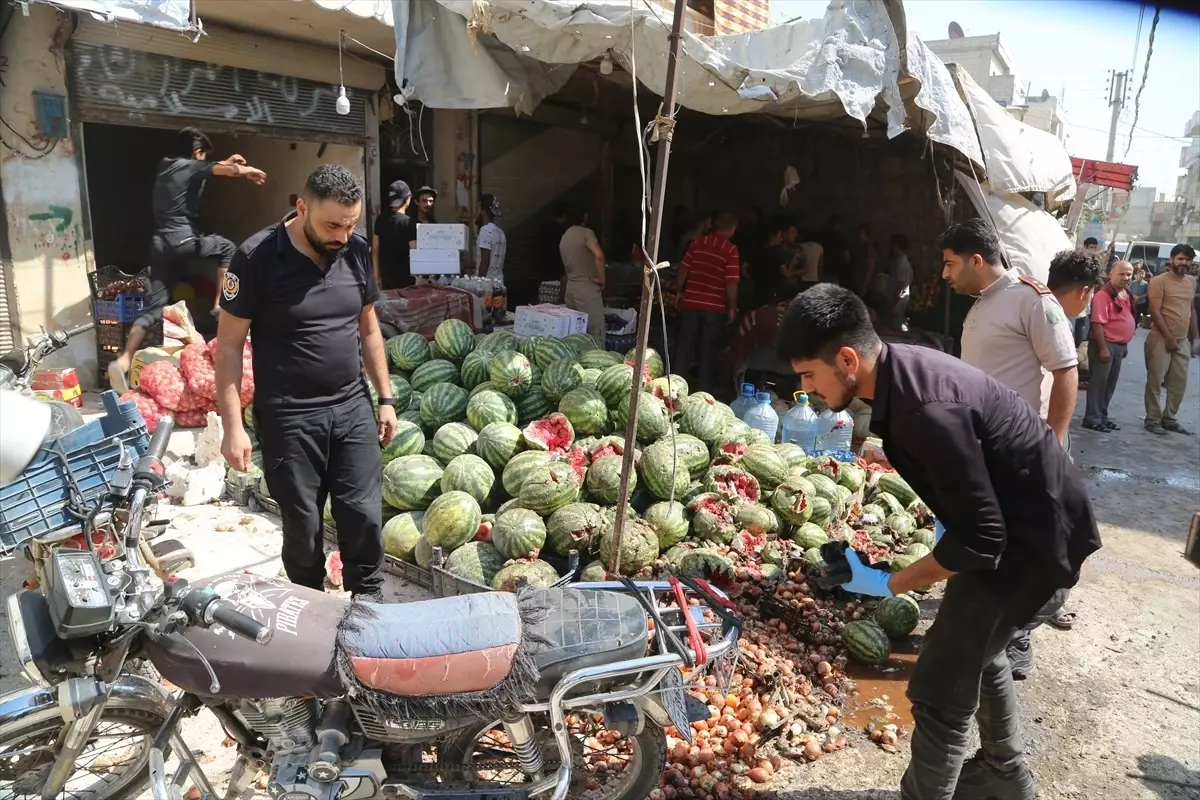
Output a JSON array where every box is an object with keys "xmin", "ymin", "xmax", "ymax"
[
  {"xmin": 491, "ymin": 559, "xmax": 559, "ymax": 592},
  {"xmin": 443, "ymin": 540, "xmax": 506, "ymax": 587},
  {"xmin": 874, "ymin": 594, "xmax": 921, "ymax": 639},
  {"xmin": 382, "ymin": 511, "xmax": 424, "ymax": 562},
  {"xmin": 411, "ymin": 359, "xmax": 461, "ymax": 392},
  {"xmin": 431, "ymin": 422, "xmax": 478, "ymax": 465},
  {"xmin": 842, "ymin": 619, "xmax": 892, "ymax": 665},
  {"xmin": 491, "ymin": 508, "xmax": 547, "ymax": 560},
  {"xmin": 559, "ymin": 386, "xmax": 609, "ymax": 436}
]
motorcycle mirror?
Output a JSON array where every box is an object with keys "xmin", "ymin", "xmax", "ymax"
[{"xmin": 0, "ymin": 390, "xmax": 52, "ymax": 486}]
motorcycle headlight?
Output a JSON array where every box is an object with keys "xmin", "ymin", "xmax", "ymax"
[{"xmin": 5, "ymin": 592, "xmax": 49, "ymax": 687}]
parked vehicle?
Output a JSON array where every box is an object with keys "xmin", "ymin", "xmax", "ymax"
[
  {"xmin": 2, "ymin": 417, "xmax": 740, "ymax": 800},
  {"xmin": 0, "ymin": 322, "xmax": 94, "ymax": 438},
  {"xmin": 1113, "ymin": 241, "xmax": 1176, "ymax": 274}
]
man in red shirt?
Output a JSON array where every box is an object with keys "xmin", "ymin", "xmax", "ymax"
[
  {"xmin": 1083, "ymin": 260, "xmax": 1136, "ymax": 431},
  {"xmin": 673, "ymin": 211, "xmax": 740, "ymax": 393}
]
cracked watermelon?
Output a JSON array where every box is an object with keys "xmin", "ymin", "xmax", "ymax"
[
  {"xmin": 489, "ymin": 350, "xmax": 533, "ymax": 397},
  {"xmin": 492, "ymin": 559, "xmax": 559, "ymax": 592},
  {"xmin": 519, "ymin": 462, "xmax": 581, "ymax": 516},
  {"xmin": 420, "ymin": 383, "xmax": 469, "ymax": 430},
  {"xmin": 491, "ymin": 509, "xmax": 547, "ymax": 560},
  {"xmin": 646, "ymin": 374, "xmax": 689, "ymax": 415},
  {"xmin": 545, "ymin": 502, "xmax": 605, "ymax": 557},
  {"xmin": 703, "ymin": 465, "xmax": 761, "ymax": 503},
  {"xmin": 431, "ymin": 422, "xmax": 478, "ymax": 465},
  {"xmin": 476, "ymin": 422, "xmax": 525, "ymax": 472},
  {"xmin": 678, "ymin": 396, "xmax": 730, "ymax": 445},
  {"xmin": 440, "ymin": 454, "xmax": 495, "ymax": 507},
  {"xmin": 382, "ymin": 455, "xmax": 443, "ymax": 510},
  {"xmin": 739, "ymin": 444, "xmax": 789, "ymax": 491},
  {"xmin": 383, "ymin": 511, "xmax": 425, "ymax": 562},
  {"xmin": 624, "ymin": 347, "xmax": 664, "ymax": 380},
  {"xmin": 677, "ymin": 550, "xmax": 736, "ymax": 591},
  {"xmin": 382, "ymin": 420, "xmax": 426, "ymax": 465},
  {"xmin": 541, "ymin": 359, "xmax": 584, "ymax": 401},
  {"xmin": 670, "ymin": 433, "xmax": 712, "ymax": 479},
  {"xmin": 638, "ymin": 440, "xmax": 690, "ymax": 500},
  {"xmin": 579, "ymin": 559, "xmax": 608, "ymax": 581},
  {"xmin": 522, "ymin": 412, "xmax": 575, "ymax": 453},
  {"xmin": 734, "ymin": 503, "xmax": 779, "ymax": 535},
  {"xmin": 501, "ymin": 450, "xmax": 557, "ymax": 497},
  {"xmin": 443, "ymin": 541, "xmax": 507, "ymax": 587},
  {"xmin": 597, "ymin": 517, "xmax": 659, "ymax": 575},
  {"xmin": 423, "ymin": 491, "xmax": 482, "ymax": 552},
  {"xmin": 771, "ymin": 480, "xmax": 814, "ymax": 526},
  {"xmin": 387, "ymin": 332, "xmax": 431, "ymax": 372},
  {"xmin": 615, "ymin": 391, "xmax": 670, "ymax": 444},
  {"xmin": 688, "ymin": 492, "xmax": 736, "ymax": 544},
  {"xmin": 643, "ymin": 501, "xmax": 690, "ymax": 549},
  {"xmin": 585, "ymin": 454, "xmax": 629, "ymax": 505},
  {"xmin": 558, "ymin": 386, "xmax": 608, "ymax": 436},
  {"xmin": 434, "ymin": 318, "xmax": 475, "ymax": 361}
]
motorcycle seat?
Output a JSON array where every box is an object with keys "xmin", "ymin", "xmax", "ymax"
[{"xmin": 340, "ymin": 592, "xmax": 525, "ymax": 697}]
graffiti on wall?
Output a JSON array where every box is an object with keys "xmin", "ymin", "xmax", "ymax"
[
  {"xmin": 2, "ymin": 154, "xmax": 86, "ymax": 264},
  {"xmin": 71, "ymin": 43, "xmax": 365, "ymax": 135}
]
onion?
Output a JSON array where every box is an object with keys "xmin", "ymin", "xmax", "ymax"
[
  {"xmin": 802, "ymin": 741, "xmax": 822, "ymax": 761},
  {"xmin": 757, "ymin": 709, "xmax": 780, "ymax": 729},
  {"xmin": 747, "ymin": 767, "xmax": 771, "ymax": 784}
]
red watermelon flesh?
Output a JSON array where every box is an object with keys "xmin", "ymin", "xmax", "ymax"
[{"xmin": 523, "ymin": 413, "xmax": 574, "ymax": 453}]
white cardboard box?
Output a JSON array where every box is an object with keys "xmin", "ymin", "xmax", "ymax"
[
  {"xmin": 514, "ymin": 304, "xmax": 588, "ymax": 338},
  {"xmin": 410, "ymin": 249, "xmax": 462, "ymax": 275},
  {"xmin": 416, "ymin": 223, "xmax": 469, "ymax": 251}
]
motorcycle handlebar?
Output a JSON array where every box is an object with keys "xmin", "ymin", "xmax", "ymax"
[
  {"xmin": 141, "ymin": 416, "xmax": 175, "ymax": 465},
  {"xmin": 210, "ymin": 601, "xmax": 273, "ymax": 645},
  {"xmin": 65, "ymin": 323, "xmax": 95, "ymax": 338}
]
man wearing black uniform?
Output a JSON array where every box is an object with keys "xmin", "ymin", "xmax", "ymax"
[
  {"xmin": 109, "ymin": 127, "xmax": 266, "ymax": 392},
  {"xmin": 215, "ymin": 165, "xmax": 398, "ymax": 601},
  {"xmin": 372, "ymin": 180, "xmax": 418, "ymax": 290},
  {"xmin": 776, "ymin": 285, "xmax": 1101, "ymax": 800}
]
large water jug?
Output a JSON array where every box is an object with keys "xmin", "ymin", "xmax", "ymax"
[
  {"xmin": 730, "ymin": 383, "xmax": 757, "ymax": 420},
  {"xmin": 814, "ymin": 407, "xmax": 855, "ymax": 460},
  {"xmin": 781, "ymin": 391, "xmax": 819, "ymax": 453},
  {"xmin": 744, "ymin": 392, "xmax": 780, "ymax": 442}
]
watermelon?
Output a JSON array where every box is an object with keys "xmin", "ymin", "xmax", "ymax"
[
  {"xmin": 808, "ymin": 496, "xmax": 833, "ymax": 527},
  {"xmin": 420, "ymin": 383, "xmax": 469, "ymax": 430},
  {"xmin": 522, "ymin": 412, "xmax": 575, "ymax": 453},
  {"xmin": 792, "ymin": 522, "xmax": 828, "ymax": 549},
  {"xmin": 615, "ymin": 392, "xmax": 670, "ymax": 444},
  {"xmin": 441, "ymin": 454, "xmax": 496, "ymax": 507},
  {"xmin": 771, "ymin": 481, "xmax": 813, "ymax": 526},
  {"xmin": 912, "ymin": 528, "xmax": 937, "ymax": 550},
  {"xmin": 398, "ymin": 409, "xmax": 422, "ymax": 427},
  {"xmin": 671, "ymin": 434, "xmax": 712, "ymax": 479},
  {"xmin": 806, "ymin": 473, "xmax": 840, "ymax": 502},
  {"xmin": 624, "ymin": 347, "xmax": 664, "ymax": 380},
  {"xmin": 423, "ymin": 491, "xmax": 482, "ymax": 552},
  {"xmin": 563, "ymin": 333, "xmax": 599, "ymax": 353},
  {"xmin": 477, "ymin": 330, "xmax": 518, "ymax": 352},
  {"xmin": 434, "ymin": 318, "xmax": 475, "ymax": 361},
  {"xmin": 875, "ymin": 594, "xmax": 921, "ymax": 638},
  {"xmin": 638, "ymin": 440, "xmax": 690, "ymax": 500},
  {"xmin": 496, "ymin": 498, "xmax": 523, "ymax": 517},
  {"xmin": 597, "ymin": 517, "xmax": 659, "ymax": 575},
  {"xmin": 775, "ymin": 442, "xmax": 808, "ymax": 468},
  {"xmin": 643, "ymin": 501, "xmax": 690, "ymax": 549},
  {"xmin": 887, "ymin": 512, "xmax": 917, "ymax": 537},
  {"xmin": 874, "ymin": 491, "xmax": 906, "ymax": 517},
  {"xmin": 904, "ymin": 542, "xmax": 932, "ymax": 559},
  {"xmin": 596, "ymin": 363, "xmax": 636, "ymax": 408},
  {"xmin": 688, "ymin": 492, "xmax": 736, "ymax": 544},
  {"xmin": 382, "ymin": 455, "xmax": 444, "ymax": 510},
  {"xmin": 545, "ymin": 502, "xmax": 605, "ymax": 557},
  {"xmin": 382, "ymin": 420, "xmax": 425, "ymax": 465},
  {"xmin": 414, "ymin": 535, "xmax": 434, "ymax": 569},
  {"xmin": 501, "ymin": 450, "xmax": 557, "ymax": 497},
  {"xmin": 803, "ymin": 546, "xmax": 827, "ymax": 572},
  {"xmin": 407, "ymin": 390, "xmax": 423, "ymax": 411},
  {"xmin": 579, "ymin": 559, "xmax": 608, "ymax": 581},
  {"xmin": 585, "ymin": 454, "xmax": 628, "ymax": 505},
  {"xmin": 677, "ymin": 550, "xmax": 736, "ymax": 589},
  {"xmin": 678, "ymin": 397, "xmax": 730, "ymax": 444},
  {"xmin": 528, "ymin": 361, "xmax": 543, "ymax": 388},
  {"xmin": 734, "ymin": 503, "xmax": 779, "ymax": 535},
  {"xmin": 838, "ymin": 462, "xmax": 867, "ymax": 493},
  {"xmin": 534, "ymin": 337, "xmax": 576, "ymax": 370},
  {"xmin": 459, "ymin": 350, "xmax": 497, "ymax": 391},
  {"xmin": 580, "ymin": 368, "xmax": 602, "ymax": 387},
  {"xmin": 476, "ymin": 422, "xmax": 525, "ymax": 472},
  {"xmin": 491, "ymin": 508, "xmax": 548, "ymax": 560},
  {"xmin": 541, "ymin": 360, "xmax": 584, "ymax": 401},
  {"xmin": 466, "ymin": 389, "xmax": 518, "ymax": 430},
  {"xmin": 744, "ymin": 428, "xmax": 773, "ymax": 447},
  {"xmin": 519, "ymin": 462, "xmax": 581, "ymax": 516},
  {"xmin": 739, "ymin": 444, "xmax": 790, "ymax": 491},
  {"xmin": 490, "ymin": 350, "xmax": 533, "ymax": 398},
  {"xmin": 515, "ymin": 386, "xmax": 555, "ymax": 424},
  {"xmin": 516, "ymin": 336, "xmax": 542, "ymax": 360},
  {"xmin": 646, "ymin": 374, "xmax": 688, "ymax": 414},
  {"xmin": 492, "ymin": 559, "xmax": 559, "ymax": 592},
  {"xmin": 410, "ymin": 359, "xmax": 460, "ymax": 393},
  {"xmin": 889, "ymin": 554, "xmax": 921, "ymax": 572},
  {"xmin": 431, "ymin": 422, "xmax": 478, "ymax": 465},
  {"xmin": 876, "ymin": 473, "xmax": 919, "ymax": 507},
  {"xmin": 382, "ymin": 511, "xmax": 424, "ymax": 562},
  {"xmin": 580, "ymin": 349, "xmax": 623, "ymax": 370},
  {"xmin": 703, "ymin": 466, "xmax": 761, "ymax": 504},
  {"xmin": 443, "ymin": 541, "xmax": 507, "ymax": 587},
  {"xmin": 386, "ymin": 333, "xmax": 430, "ymax": 372},
  {"xmin": 368, "ymin": 374, "xmax": 414, "ymax": 413},
  {"xmin": 558, "ymin": 386, "xmax": 608, "ymax": 436},
  {"xmin": 842, "ymin": 619, "xmax": 891, "ymax": 665}
]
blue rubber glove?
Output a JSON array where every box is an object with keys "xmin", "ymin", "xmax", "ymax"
[
  {"xmin": 843, "ymin": 550, "xmax": 895, "ymax": 598},
  {"xmin": 934, "ymin": 520, "xmax": 946, "ymax": 543}
]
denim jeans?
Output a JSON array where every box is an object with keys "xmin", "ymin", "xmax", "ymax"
[{"xmin": 901, "ymin": 568, "xmax": 1056, "ymax": 800}]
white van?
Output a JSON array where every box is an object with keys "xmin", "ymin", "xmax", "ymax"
[{"xmin": 1113, "ymin": 241, "xmax": 1177, "ymax": 274}]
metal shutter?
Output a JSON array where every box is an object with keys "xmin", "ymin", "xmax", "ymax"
[
  {"xmin": 479, "ymin": 115, "xmax": 601, "ymax": 283},
  {"xmin": 68, "ymin": 42, "xmax": 366, "ymax": 137},
  {"xmin": 0, "ymin": 266, "xmax": 15, "ymax": 353}
]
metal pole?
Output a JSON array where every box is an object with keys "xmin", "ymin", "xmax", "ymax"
[
  {"xmin": 607, "ymin": 0, "xmax": 687, "ymax": 575},
  {"xmin": 1105, "ymin": 70, "xmax": 1127, "ymax": 163}
]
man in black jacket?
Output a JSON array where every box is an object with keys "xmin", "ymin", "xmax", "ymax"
[{"xmin": 776, "ymin": 284, "xmax": 1101, "ymax": 800}]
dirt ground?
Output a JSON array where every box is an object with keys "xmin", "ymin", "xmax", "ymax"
[{"xmin": 1, "ymin": 326, "xmax": 1197, "ymax": 799}]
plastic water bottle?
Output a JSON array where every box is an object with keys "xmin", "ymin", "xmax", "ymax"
[
  {"xmin": 730, "ymin": 383, "xmax": 757, "ymax": 420},
  {"xmin": 814, "ymin": 407, "xmax": 855, "ymax": 460},
  {"xmin": 781, "ymin": 391, "xmax": 819, "ymax": 453},
  {"xmin": 744, "ymin": 392, "xmax": 780, "ymax": 442}
]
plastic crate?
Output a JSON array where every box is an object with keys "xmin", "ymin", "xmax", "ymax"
[
  {"xmin": 95, "ymin": 295, "xmax": 146, "ymax": 324},
  {"xmin": 0, "ymin": 390, "xmax": 150, "ymax": 554},
  {"xmin": 89, "ymin": 265, "xmax": 150, "ymax": 299}
]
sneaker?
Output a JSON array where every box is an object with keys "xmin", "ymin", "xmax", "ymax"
[
  {"xmin": 1163, "ymin": 422, "xmax": 1193, "ymax": 435},
  {"xmin": 1145, "ymin": 422, "xmax": 1168, "ymax": 435},
  {"xmin": 1007, "ymin": 641, "xmax": 1034, "ymax": 680},
  {"xmin": 953, "ymin": 750, "xmax": 1038, "ymax": 800}
]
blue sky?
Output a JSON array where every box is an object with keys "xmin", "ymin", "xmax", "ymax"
[{"xmin": 769, "ymin": 0, "xmax": 1200, "ymax": 199}]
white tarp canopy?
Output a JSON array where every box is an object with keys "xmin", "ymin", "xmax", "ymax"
[
  {"xmin": 955, "ymin": 172, "xmax": 1073, "ymax": 283},
  {"xmin": 32, "ymin": 0, "xmax": 193, "ymax": 30}
]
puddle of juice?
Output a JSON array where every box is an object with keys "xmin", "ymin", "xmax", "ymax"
[{"xmin": 842, "ymin": 640, "xmax": 918, "ymax": 729}]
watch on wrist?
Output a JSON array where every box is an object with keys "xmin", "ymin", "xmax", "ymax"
[{"xmin": 378, "ymin": 397, "xmax": 398, "ymax": 407}]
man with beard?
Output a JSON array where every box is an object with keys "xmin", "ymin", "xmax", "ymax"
[
  {"xmin": 215, "ymin": 165, "xmax": 397, "ymax": 602},
  {"xmin": 776, "ymin": 285, "xmax": 1100, "ymax": 800},
  {"xmin": 1144, "ymin": 243, "xmax": 1199, "ymax": 435}
]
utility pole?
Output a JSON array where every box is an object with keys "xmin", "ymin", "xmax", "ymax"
[{"xmin": 1106, "ymin": 69, "xmax": 1129, "ymax": 162}]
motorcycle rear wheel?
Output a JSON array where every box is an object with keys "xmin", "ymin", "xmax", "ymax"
[
  {"xmin": 442, "ymin": 713, "xmax": 666, "ymax": 800},
  {"xmin": 0, "ymin": 705, "xmax": 164, "ymax": 800}
]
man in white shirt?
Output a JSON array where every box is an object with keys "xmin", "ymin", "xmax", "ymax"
[{"xmin": 475, "ymin": 194, "xmax": 507, "ymax": 282}]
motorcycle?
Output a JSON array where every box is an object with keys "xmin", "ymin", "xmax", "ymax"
[
  {"xmin": 3, "ymin": 415, "xmax": 741, "ymax": 800},
  {"xmin": 0, "ymin": 322, "xmax": 95, "ymax": 439}
]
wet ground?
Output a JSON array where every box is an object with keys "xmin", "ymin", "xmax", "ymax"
[{"xmin": 1, "ymin": 327, "xmax": 1197, "ymax": 799}]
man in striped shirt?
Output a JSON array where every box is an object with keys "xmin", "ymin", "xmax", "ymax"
[{"xmin": 673, "ymin": 211, "xmax": 740, "ymax": 393}]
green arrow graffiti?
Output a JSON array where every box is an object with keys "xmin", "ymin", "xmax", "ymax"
[{"xmin": 28, "ymin": 204, "xmax": 74, "ymax": 233}]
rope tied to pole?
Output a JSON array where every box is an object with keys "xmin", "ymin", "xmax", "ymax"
[{"xmin": 649, "ymin": 107, "xmax": 677, "ymax": 144}]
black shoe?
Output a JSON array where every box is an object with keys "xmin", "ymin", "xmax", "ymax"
[
  {"xmin": 1081, "ymin": 421, "xmax": 1108, "ymax": 432},
  {"xmin": 954, "ymin": 750, "xmax": 1038, "ymax": 800},
  {"xmin": 1163, "ymin": 422, "xmax": 1193, "ymax": 435},
  {"xmin": 1101, "ymin": 421, "xmax": 1119, "ymax": 431},
  {"xmin": 1007, "ymin": 641, "xmax": 1034, "ymax": 680}
]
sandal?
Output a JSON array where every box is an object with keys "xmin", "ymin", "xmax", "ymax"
[{"xmin": 1048, "ymin": 610, "xmax": 1076, "ymax": 630}]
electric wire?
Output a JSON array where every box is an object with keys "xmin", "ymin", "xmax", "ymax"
[{"xmin": 1123, "ymin": 5, "xmax": 1161, "ymax": 159}]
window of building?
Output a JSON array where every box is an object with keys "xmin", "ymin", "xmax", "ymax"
[{"xmin": 687, "ymin": 0, "xmax": 714, "ymax": 19}]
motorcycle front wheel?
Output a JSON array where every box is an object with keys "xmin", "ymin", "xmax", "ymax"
[
  {"xmin": 43, "ymin": 399, "xmax": 85, "ymax": 440},
  {"xmin": 0, "ymin": 705, "xmax": 164, "ymax": 800},
  {"xmin": 442, "ymin": 713, "xmax": 667, "ymax": 800}
]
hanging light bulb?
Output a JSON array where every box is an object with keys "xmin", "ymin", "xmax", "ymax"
[
  {"xmin": 336, "ymin": 86, "xmax": 351, "ymax": 116},
  {"xmin": 599, "ymin": 51, "xmax": 613, "ymax": 76}
]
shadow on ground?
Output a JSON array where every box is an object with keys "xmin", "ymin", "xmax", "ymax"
[
  {"xmin": 1135, "ymin": 754, "xmax": 1200, "ymax": 800},
  {"xmin": 770, "ymin": 790, "xmax": 901, "ymax": 800}
]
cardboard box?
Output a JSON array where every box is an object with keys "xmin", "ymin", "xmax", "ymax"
[
  {"xmin": 514, "ymin": 304, "xmax": 588, "ymax": 338},
  {"xmin": 410, "ymin": 249, "xmax": 462, "ymax": 275},
  {"xmin": 417, "ymin": 223, "xmax": 469, "ymax": 251},
  {"xmin": 31, "ymin": 368, "xmax": 83, "ymax": 407}
]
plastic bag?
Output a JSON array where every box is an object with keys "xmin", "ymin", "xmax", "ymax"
[{"xmin": 163, "ymin": 301, "xmax": 202, "ymax": 344}]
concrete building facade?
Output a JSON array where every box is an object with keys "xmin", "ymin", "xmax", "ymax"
[{"xmin": 1175, "ymin": 110, "xmax": 1200, "ymax": 246}]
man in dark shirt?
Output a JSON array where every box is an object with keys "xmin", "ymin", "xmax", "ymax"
[
  {"xmin": 372, "ymin": 180, "xmax": 418, "ymax": 290},
  {"xmin": 215, "ymin": 165, "xmax": 397, "ymax": 602},
  {"xmin": 776, "ymin": 285, "xmax": 1100, "ymax": 800},
  {"xmin": 410, "ymin": 185, "xmax": 438, "ymax": 225},
  {"xmin": 818, "ymin": 214, "xmax": 851, "ymax": 287},
  {"xmin": 108, "ymin": 127, "xmax": 266, "ymax": 392}
]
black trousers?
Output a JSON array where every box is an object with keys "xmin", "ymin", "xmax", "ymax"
[
  {"xmin": 256, "ymin": 392, "xmax": 384, "ymax": 595},
  {"xmin": 672, "ymin": 309, "xmax": 726, "ymax": 394},
  {"xmin": 136, "ymin": 232, "xmax": 237, "ymax": 330},
  {"xmin": 901, "ymin": 567, "xmax": 1056, "ymax": 800}
]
